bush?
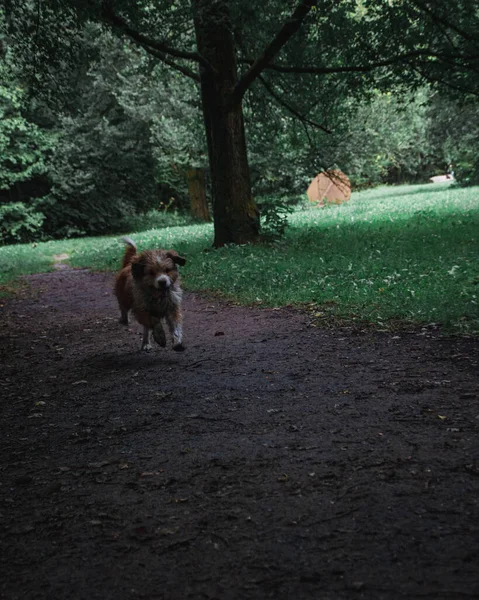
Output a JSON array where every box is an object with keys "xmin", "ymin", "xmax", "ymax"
[
  {"xmin": 40, "ymin": 107, "xmax": 160, "ymax": 238},
  {"xmin": 0, "ymin": 54, "xmax": 54, "ymax": 245},
  {"xmin": 0, "ymin": 202, "xmax": 45, "ymax": 244}
]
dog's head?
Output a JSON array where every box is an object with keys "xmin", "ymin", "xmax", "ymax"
[{"xmin": 131, "ymin": 250, "xmax": 186, "ymax": 291}]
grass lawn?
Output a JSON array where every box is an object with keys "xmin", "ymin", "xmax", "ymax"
[{"xmin": 1, "ymin": 183, "xmax": 478, "ymax": 334}]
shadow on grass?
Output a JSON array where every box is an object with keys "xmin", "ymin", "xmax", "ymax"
[{"xmin": 295, "ymin": 203, "xmax": 478, "ymax": 251}]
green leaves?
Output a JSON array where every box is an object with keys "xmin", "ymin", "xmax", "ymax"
[
  {"xmin": 0, "ymin": 203, "xmax": 45, "ymax": 245},
  {"xmin": 0, "ymin": 67, "xmax": 53, "ymax": 190}
]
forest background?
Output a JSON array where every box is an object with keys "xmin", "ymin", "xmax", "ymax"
[{"xmin": 0, "ymin": 0, "xmax": 478, "ymax": 246}]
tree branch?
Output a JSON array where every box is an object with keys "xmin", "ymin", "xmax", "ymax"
[
  {"xmin": 100, "ymin": 1, "xmax": 212, "ymax": 73},
  {"xmin": 239, "ymin": 49, "xmax": 479, "ymax": 76},
  {"xmin": 409, "ymin": 0, "xmax": 479, "ymax": 48},
  {"xmin": 232, "ymin": 0, "xmax": 317, "ymax": 103},
  {"xmin": 412, "ymin": 65, "xmax": 479, "ymax": 97},
  {"xmin": 258, "ymin": 75, "xmax": 331, "ymax": 134},
  {"xmin": 139, "ymin": 46, "xmax": 200, "ymax": 82}
]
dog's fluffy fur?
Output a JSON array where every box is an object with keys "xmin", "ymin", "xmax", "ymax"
[{"xmin": 114, "ymin": 237, "xmax": 186, "ymax": 352}]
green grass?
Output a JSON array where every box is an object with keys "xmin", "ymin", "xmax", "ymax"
[
  {"xmin": 0, "ymin": 240, "xmax": 60, "ymax": 288},
  {"xmin": 1, "ymin": 183, "xmax": 478, "ymax": 334}
]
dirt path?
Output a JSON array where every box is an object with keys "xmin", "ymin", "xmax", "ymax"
[{"xmin": 1, "ymin": 269, "xmax": 478, "ymax": 600}]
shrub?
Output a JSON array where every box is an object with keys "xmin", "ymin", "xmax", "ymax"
[
  {"xmin": 257, "ymin": 195, "xmax": 296, "ymax": 238},
  {"xmin": 0, "ymin": 202, "xmax": 45, "ymax": 244}
]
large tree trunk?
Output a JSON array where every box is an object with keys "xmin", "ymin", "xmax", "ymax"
[
  {"xmin": 192, "ymin": 0, "xmax": 260, "ymax": 247},
  {"xmin": 187, "ymin": 167, "xmax": 210, "ymax": 221}
]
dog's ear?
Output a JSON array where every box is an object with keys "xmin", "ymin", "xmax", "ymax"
[
  {"xmin": 131, "ymin": 257, "xmax": 146, "ymax": 280},
  {"xmin": 166, "ymin": 251, "xmax": 186, "ymax": 266}
]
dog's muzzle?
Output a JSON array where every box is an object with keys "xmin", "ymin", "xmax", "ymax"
[{"xmin": 155, "ymin": 274, "xmax": 171, "ymax": 289}]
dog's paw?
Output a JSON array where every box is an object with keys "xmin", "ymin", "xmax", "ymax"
[
  {"xmin": 153, "ymin": 324, "xmax": 167, "ymax": 347},
  {"xmin": 172, "ymin": 342, "xmax": 186, "ymax": 352},
  {"xmin": 119, "ymin": 317, "xmax": 129, "ymax": 325},
  {"xmin": 141, "ymin": 343, "xmax": 153, "ymax": 353}
]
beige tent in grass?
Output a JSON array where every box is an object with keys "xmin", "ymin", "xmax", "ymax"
[{"xmin": 307, "ymin": 169, "xmax": 351, "ymax": 206}]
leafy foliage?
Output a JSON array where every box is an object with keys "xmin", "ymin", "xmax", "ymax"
[
  {"xmin": 0, "ymin": 53, "xmax": 50, "ymax": 177},
  {"xmin": 1, "ymin": 13, "xmax": 209, "ymax": 242},
  {"xmin": 0, "ymin": 202, "xmax": 45, "ymax": 244},
  {"xmin": 425, "ymin": 94, "xmax": 479, "ymax": 185},
  {"xmin": 1, "ymin": 0, "xmax": 478, "ymax": 244},
  {"xmin": 257, "ymin": 195, "xmax": 297, "ymax": 239},
  {"xmin": 0, "ymin": 39, "xmax": 55, "ymax": 244},
  {"xmin": 332, "ymin": 90, "xmax": 439, "ymax": 186},
  {"xmin": 0, "ymin": 79, "xmax": 52, "ymax": 190},
  {"xmin": 43, "ymin": 106, "xmax": 158, "ymax": 237}
]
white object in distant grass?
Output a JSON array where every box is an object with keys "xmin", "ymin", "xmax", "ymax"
[{"xmin": 429, "ymin": 174, "xmax": 455, "ymax": 183}]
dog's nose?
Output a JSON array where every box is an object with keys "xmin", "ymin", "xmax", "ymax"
[{"xmin": 156, "ymin": 274, "xmax": 171, "ymax": 288}]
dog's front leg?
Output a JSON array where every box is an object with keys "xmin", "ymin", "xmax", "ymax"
[
  {"xmin": 152, "ymin": 321, "xmax": 166, "ymax": 347},
  {"xmin": 119, "ymin": 308, "xmax": 129, "ymax": 325},
  {"xmin": 141, "ymin": 326, "xmax": 153, "ymax": 352},
  {"xmin": 167, "ymin": 314, "xmax": 185, "ymax": 351}
]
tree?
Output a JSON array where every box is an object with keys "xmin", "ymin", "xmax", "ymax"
[
  {"xmin": 329, "ymin": 89, "xmax": 436, "ymax": 186},
  {"xmin": 0, "ymin": 40, "xmax": 54, "ymax": 243},
  {"xmin": 425, "ymin": 92, "xmax": 479, "ymax": 185},
  {"xmin": 145, "ymin": 61, "xmax": 210, "ymax": 221},
  {"xmin": 6, "ymin": 0, "xmax": 479, "ymax": 245}
]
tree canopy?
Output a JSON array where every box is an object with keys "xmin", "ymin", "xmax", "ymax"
[{"xmin": 1, "ymin": 0, "xmax": 478, "ymax": 244}]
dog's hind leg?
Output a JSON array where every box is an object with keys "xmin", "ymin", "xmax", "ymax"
[
  {"xmin": 141, "ymin": 326, "xmax": 153, "ymax": 352},
  {"xmin": 166, "ymin": 314, "xmax": 185, "ymax": 352}
]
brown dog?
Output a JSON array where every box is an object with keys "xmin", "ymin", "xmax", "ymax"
[{"xmin": 114, "ymin": 237, "xmax": 186, "ymax": 352}]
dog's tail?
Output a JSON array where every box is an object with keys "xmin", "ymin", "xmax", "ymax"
[{"xmin": 120, "ymin": 236, "xmax": 137, "ymax": 268}]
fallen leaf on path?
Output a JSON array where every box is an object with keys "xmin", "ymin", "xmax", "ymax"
[
  {"xmin": 87, "ymin": 460, "xmax": 111, "ymax": 468},
  {"xmin": 158, "ymin": 528, "xmax": 178, "ymax": 536},
  {"xmin": 351, "ymin": 581, "xmax": 365, "ymax": 591}
]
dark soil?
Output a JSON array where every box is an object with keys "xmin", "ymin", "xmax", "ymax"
[{"xmin": 1, "ymin": 269, "xmax": 478, "ymax": 600}]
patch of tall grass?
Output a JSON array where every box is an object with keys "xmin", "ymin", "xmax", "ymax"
[{"xmin": 1, "ymin": 183, "xmax": 478, "ymax": 333}]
